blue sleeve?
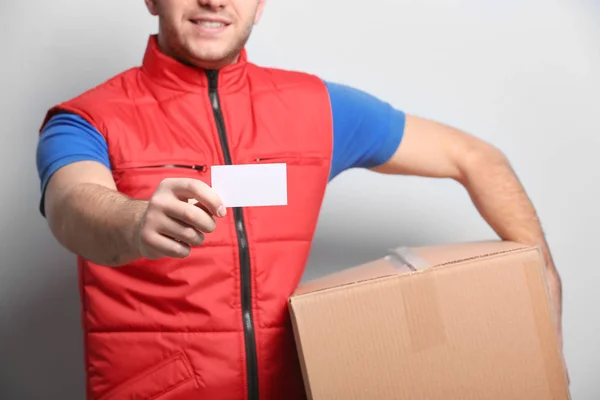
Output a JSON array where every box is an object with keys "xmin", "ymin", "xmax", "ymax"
[
  {"xmin": 36, "ymin": 112, "xmax": 110, "ymax": 216},
  {"xmin": 325, "ymin": 81, "xmax": 406, "ymax": 180}
]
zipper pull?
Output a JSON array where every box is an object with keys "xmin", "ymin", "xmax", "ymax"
[{"xmin": 192, "ymin": 165, "xmax": 208, "ymax": 172}]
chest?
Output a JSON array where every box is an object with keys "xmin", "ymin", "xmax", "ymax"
[{"xmin": 107, "ymin": 87, "xmax": 333, "ymax": 243}]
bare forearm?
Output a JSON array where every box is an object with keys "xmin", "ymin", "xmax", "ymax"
[
  {"xmin": 48, "ymin": 183, "xmax": 147, "ymax": 266},
  {"xmin": 370, "ymin": 115, "xmax": 563, "ymax": 346},
  {"xmin": 458, "ymin": 149, "xmax": 562, "ymax": 331}
]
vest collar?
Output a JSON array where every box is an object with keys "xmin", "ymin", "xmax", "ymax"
[{"xmin": 141, "ymin": 34, "xmax": 248, "ymax": 93}]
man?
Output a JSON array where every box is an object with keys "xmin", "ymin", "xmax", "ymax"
[{"xmin": 36, "ymin": 0, "xmax": 564, "ymax": 399}]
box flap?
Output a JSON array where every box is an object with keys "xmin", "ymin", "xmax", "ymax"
[
  {"xmin": 291, "ymin": 257, "xmax": 402, "ymax": 297},
  {"xmin": 402, "ymin": 240, "xmax": 532, "ymax": 268},
  {"xmin": 291, "ymin": 240, "xmax": 533, "ymax": 298}
]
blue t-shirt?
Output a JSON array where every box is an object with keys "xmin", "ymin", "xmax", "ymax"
[{"xmin": 36, "ymin": 81, "xmax": 406, "ymax": 215}]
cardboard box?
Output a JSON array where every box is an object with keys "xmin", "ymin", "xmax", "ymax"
[{"xmin": 289, "ymin": 240, "xmax": 570, "ymax": 399}]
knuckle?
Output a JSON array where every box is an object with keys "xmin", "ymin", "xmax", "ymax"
[
  {"xmin": 192, "ymin": 178, "xmax": 208, "ymax": 189},
  {"xmin": 159, "ymin": 177, "xmax": 174, "ymax": 187},
  {"xmin": 181, "ymin": 207, "xmax": 196, "ymax": 224},
  {"xmin": 150, "ymin": 195, "xmax": 168, "ymax": 210},
  {"xmin": 189, "ymin": 179, "xmax": 210, "ymax": 197},
  {"xmin": 183, "ymin": 228, "xmax": 197, "ymax": 242},
  {"xmin": 184, "ymin": 179, "xmax": 198, "ymax": 193}
]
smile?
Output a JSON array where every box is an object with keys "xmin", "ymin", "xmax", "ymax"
[
  {"xmin": 193, "ymin": 20, "xmax": 226, "ymax": 28},
  {"xmin": 190, "ymin": 18, "xmax": 231, "ymax": 35}
]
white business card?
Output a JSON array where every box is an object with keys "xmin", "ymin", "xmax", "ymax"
[{"xmin": 211, "ymin": 163, "xmax": 288, "ymax": 207}]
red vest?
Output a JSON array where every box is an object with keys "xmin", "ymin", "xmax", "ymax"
[{"xmin": 43, "ymin": 35, "xmax": 333, "ymax": 400}]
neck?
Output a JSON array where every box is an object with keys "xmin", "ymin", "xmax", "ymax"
[{"xmin": 141, "ymin": 34, "xmax": 248, "ymax": 93}]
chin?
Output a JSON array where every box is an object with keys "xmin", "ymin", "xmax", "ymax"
[
  {"xmin": 189, "ymin": 47, "xmax": 236, "ymax": 68},
  {"xmin": 193, "ymin": 49, "xmax": 227, "ymax": 61}
]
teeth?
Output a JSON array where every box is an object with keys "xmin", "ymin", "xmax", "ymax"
[{"xmin": 198, "ymin": 21, "xmax": 225, "ymax": 28}]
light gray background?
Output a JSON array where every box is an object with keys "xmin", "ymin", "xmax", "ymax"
[{"xmin": 1, "ymin": 0, "xmax": 599, "ymax": 398}]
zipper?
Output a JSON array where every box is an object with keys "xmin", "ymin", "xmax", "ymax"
[
  {"xmin": 253, "ymin": 154, "xmax": 323, "ymax": 164},
  {"xmin": 206, "ymin": 69, "xmax": 259, "ymax": 400},
  {"xmin": 114, "ymin": 164, "xmax": 208, "ymax": 172}
]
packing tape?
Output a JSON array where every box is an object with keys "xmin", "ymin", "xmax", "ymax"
[
  {"xmin": 387, "ymin": 247, "xmax": 430, "ymax": 272},
  {"xmin": 384, "ymin": 254, "xmax": 412, "ymax": 273},
  {"xmin": 401, "ymin": 272, "xmax": 447, "ymax": 353},
  {"xmin": 387, "ymin": 247, "xmax": 447, "ymax": 352}
]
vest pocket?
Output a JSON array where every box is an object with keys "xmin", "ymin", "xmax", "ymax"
[
  {"xmin": 251, "ymin": 153, "xmax": 326, "ymax": 166},
  {"xmin": 97, "ymin": 352, "xmax": 198, "ymax": 400},
  {"xmin": 112, "ymin": 163, "xmax": 210, "ymax": 200}
]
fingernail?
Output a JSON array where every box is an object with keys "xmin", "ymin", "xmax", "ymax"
[{"xmin": 217, "ymin": 205, "xmax": 227, "ymax": 217}]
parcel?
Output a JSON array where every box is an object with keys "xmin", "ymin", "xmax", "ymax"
[{"xmin": 289, "ymin": 240, "xmax": 570, "ymax": 399}]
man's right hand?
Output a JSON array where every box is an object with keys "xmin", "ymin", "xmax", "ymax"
[{"xmin": 136, "ymin": 178, "xmax": 227, "ymax": 260}]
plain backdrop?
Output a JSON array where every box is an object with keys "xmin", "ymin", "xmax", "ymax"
[{"xmin": 1, "ymin": 0, "xmax": 599, "ymax": 398}]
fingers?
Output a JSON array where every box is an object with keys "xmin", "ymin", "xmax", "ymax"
[
  {"xmin": 141, "ymin": 230, "xmax": 191, "ymax": 259},
  {"xmin": 165, "ymin": 178, "xmax": 226, "ymax": 218},
  {"xmin": 138, "ymin": 177, "xmax": 226, "ymax": 261},
  {"xmin": 157, "ymin": 214, "xmax": 205, "ymax": 246},
  {"xmin": 162, "ymin": 199, "xmax": 217, "ymax": 234}
]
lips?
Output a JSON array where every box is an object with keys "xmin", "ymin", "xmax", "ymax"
[{"xmin": 190, "ymin": 17, "xmax": 231, "ymax": 28}]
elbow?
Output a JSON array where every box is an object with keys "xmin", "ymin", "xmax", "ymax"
[
  {"xmin": 454, "ymin": 141, "xmax": 511, "ymax": 185},
  {"xmin": 45, "ymin": 192, "xmax": 76, "ymax": 255}
]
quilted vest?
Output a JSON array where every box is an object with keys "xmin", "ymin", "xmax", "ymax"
[{"xmin": 42, "ymin": 35, "xmax": 333, "ymax": 400}]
